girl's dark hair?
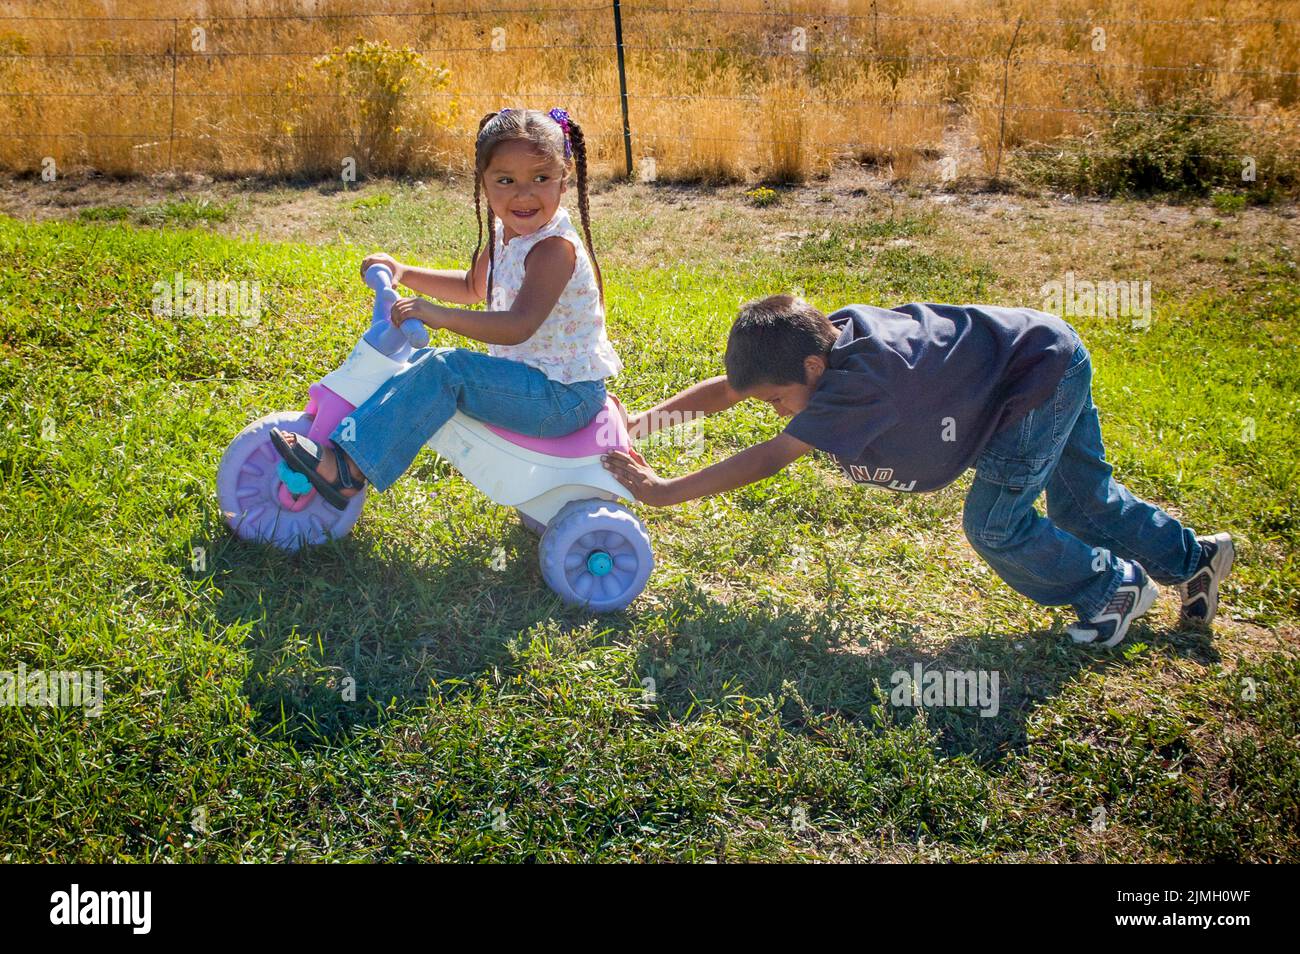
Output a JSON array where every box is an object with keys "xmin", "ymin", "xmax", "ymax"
[
  {"xmin": 470, "ymin": 108, "xmax": 603, "ymax": 307},
  {"xmin": 724, "ymin": 294, "xmax": 838, "ymax": 392}
]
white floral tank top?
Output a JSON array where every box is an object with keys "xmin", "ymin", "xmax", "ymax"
[{"xmin": 488, "ymin": 206, "xmax": 623, "ymax": 384}]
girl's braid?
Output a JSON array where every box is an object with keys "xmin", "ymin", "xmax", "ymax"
[
  {"xmin": 471, "ymin": 111, "xmax": 499, "ymax": 305},
  {"xmin": 566, "ymin": 119, "xmax": 604, "ymax": 306}
]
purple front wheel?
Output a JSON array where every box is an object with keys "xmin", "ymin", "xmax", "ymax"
[{"xmin": 217, "ymin": 411, "xmax": 367, "ymax": 551}]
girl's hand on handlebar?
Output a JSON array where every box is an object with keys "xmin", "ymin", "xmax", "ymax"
[
  {"xmin": 392, "ymin": 296, "xmax": 438, "ymax": 329},
  {"xmin": 361, "ymin": 253, "xmax": 405, "ymax": 285}
]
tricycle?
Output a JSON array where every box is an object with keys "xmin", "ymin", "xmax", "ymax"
[{"xmin": 216, "ymin": 265, "xmax": 653, "ymax": 612}]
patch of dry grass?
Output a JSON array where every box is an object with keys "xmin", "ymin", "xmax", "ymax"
[{"xmin": 0, "ymin": 0, "xmax": 1296, "ymax": 183}]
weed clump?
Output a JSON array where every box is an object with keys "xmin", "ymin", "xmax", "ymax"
[{"xmin": 1013, "ymin": 89, "xmax": 1297, "ymax": 200}]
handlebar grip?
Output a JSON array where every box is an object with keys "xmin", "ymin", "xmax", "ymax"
[
  {"xmin": 363, "ymin": 262, "xmax": 393, "ymax": 291},
  {"xmin": 400, "ymin": 318, "xmax": 430, "ymax": 348},
  {"xmin": 364, "ymin": 263, "xmax": 428, "ymax": 348}
]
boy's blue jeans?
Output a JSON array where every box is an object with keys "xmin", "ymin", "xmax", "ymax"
[
  {"xmin": 963, "ymin": 342, "xmax": 1201, "ymax": 620},
  {"xmin": 329, "ymin": 346, "xmax": 607, "ymax": 492}
]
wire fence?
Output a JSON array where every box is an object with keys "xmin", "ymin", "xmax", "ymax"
[
  {"xmin": 4, "ymin": 3, "xmax": 1298, "ymax": 26},
  {"xmin": 0, "ymin": 1, "xmax": 1297, "ymax": 182}
]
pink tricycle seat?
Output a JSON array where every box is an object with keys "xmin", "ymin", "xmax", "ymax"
[{"xmin": 486, "ymin": 395, "xmax": 631, "ymax": 458}]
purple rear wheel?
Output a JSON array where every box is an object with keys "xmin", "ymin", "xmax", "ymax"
[
  {"xmin": 217, "ymin": 411, "xmax": 367, "ymax": 551},
  {"xmin": 538, "ymin": 499, "xmax": 653, "ymax": 612}
]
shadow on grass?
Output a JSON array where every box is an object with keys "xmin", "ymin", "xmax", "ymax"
[
  {"xmin": 623, "ymin": 584, "xmax": 1221, "ymax": 765},
  {"xmin": 204, "ymin": 511, "xmax": 581, "ymax": 743},
  {"xmin": 198, "ymin": 512, "xmax": 1219, "ymax": 764}
]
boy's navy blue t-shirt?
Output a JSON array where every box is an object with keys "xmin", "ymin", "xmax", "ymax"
[{"xmin": 783, "ymin": 303, "xmax": 1080, "ymax": 492}]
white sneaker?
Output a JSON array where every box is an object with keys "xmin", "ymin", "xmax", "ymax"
[
  {"xmin": 1177, "ymin": 532, "xmax": 1235, "ymax": 629},
  {"xmin": 1068, "ymin": 561, "xmax": 1159, "ymax": 648}
]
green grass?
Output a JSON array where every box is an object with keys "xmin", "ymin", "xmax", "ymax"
[
  {"xmin": 1, "ymin": 193, "xmax": 1297, "ymax": 862},
  {"xmin": 79, "ymin": 197, "xmax": 232, "ymax": 228}
]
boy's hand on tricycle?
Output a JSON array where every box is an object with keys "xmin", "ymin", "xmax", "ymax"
[
  {"xmin": 602, "ymin": 449, "xmax": 675, "ymax": 507},
  {"xmin": 361, "ymin": 253, "xmax": 405, "ymax": 285},
  {"xmin": 391, "ymin": 296, "xmax": 438, "ymax": 329}
]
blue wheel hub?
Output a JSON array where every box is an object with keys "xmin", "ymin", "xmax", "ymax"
[{"xmin": 586, "ymin": 550, "xmax": 614, "ymax": 577}]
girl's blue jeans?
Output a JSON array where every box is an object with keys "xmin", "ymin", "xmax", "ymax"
[
  {"xmin": 962, "ymin": 342, "xmax": 1202, "ymax": 620},
  {"xmin": 329, "ymin": 346, "xmax": 607, "ymax": 492}
]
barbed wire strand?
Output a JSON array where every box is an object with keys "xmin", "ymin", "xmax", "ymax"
[
  {"xmin": 623, "ymin": 5, "xmax": 1300, "ymax": 28},
  {"xmin": 0, "ymin": 86, "xmax": 1290, "ymax": 124},
  {"xmin": 619, "ymin": 45, "xmax": 1300, "ymax": 75},
  {"xmin": 0, "ymin": 4, "xmax": 1295, "ymax": 27},
  {"xmin": 0, "ymin": 5, "xmax": 611, "ymax": 22},
  {"xmin": 3, "ymin": 129, "xmax": 1295, "ymax": 162},
  {"xmin": 0, "ymin": 43, "xmax": 597, "ymax": 59},
  {"xmin": 2, "ymin": 44, "xmax": 1296, "ymax": 81}
]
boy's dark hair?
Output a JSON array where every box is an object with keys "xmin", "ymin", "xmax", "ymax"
[{"xmin": 724, "ymin": 294, "xmax": 838, "ymax": 391}]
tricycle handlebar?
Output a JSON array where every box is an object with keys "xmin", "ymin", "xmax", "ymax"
[{"xmin": 364, "ymin": 263, "xmax": 429, "ymax": 349}]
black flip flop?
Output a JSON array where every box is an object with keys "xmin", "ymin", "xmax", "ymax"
[{"xmin": 269, "ymin": 428, "xmax": 366, "ymax": 511}]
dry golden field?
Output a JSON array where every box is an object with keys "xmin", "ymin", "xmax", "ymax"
[{"xmin": 1, "ymin": 0, "xmax": 1298, "ymax": 183}]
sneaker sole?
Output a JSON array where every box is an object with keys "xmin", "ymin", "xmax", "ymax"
[{"xmin": 1179, "ymin": 533, "xmax": 1235, "ymax": 629}]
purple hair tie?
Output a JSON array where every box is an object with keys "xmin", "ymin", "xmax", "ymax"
[{"xmin": 548, "ymin": 107, "xmax": 572, "ymax": 159}]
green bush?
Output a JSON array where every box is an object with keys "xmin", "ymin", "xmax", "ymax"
[
  {"xmin": 311, "ymin": 39, "xmax": 453, "ymax": 177},
  {"xmin": 1013, "ymin": 89, "xmax": 1297, "ymax": 200}
]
